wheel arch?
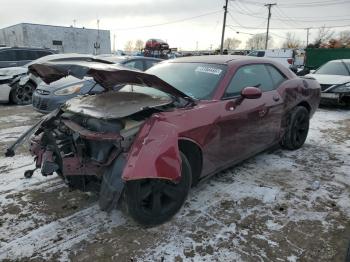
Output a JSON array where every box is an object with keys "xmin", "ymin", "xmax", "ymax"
[
  {"xmin": 178, "ymin": 138, "xmax": 203, "ymax": 186},
  {"xmin": 296, "ymin": 101, "xmax": 311, "ymax": 114}
]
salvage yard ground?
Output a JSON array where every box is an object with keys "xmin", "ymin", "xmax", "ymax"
[{"xmin": 0, "ymin": 105, "xmax": 349, "ymax": 261}]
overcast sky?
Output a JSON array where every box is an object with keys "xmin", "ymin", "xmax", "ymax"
[{"xmin": 1, "ymin": 0, "xmax": 350, "ymax": 50}]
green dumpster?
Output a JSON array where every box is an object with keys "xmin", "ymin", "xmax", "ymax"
[{"xmin": 305, "ymin": 48, "xmax": 350, "ymax": 69}]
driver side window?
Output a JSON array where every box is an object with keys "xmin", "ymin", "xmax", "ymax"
[{"xmin": 223, "ymin": 64, "xmax": 273, "ymax": 98}]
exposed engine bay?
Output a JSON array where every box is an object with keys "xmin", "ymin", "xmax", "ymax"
[{"xmin": 7, "ymin": 90, "xmax": 175, "ymax": 210}]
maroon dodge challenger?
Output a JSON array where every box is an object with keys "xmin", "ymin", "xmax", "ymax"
[{"xmin": 6, "ymin": 56, "xmax": 321, "ymax": 225}]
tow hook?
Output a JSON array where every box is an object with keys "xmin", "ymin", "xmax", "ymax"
[{"xmin": 24, "ymin": 168, "xmax": 38, "ymax": 178}]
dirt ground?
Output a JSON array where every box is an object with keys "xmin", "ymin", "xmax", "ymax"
[{"xmin": 0, "ymin": 104, "xmax": 349, "ymax": 261}]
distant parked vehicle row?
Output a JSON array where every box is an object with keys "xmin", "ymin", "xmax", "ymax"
[{"xmin": 0, "ymin": 46, "xmax": 57, "ymax": 68}]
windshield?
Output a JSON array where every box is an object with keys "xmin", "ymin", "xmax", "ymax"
[
  {"xmin": 145, "ymin": 62, "xmax": 226, "ymax": 99},
  {"xmin": 315, "ymin": 61, "xmax": 350, "ymax": 76}
]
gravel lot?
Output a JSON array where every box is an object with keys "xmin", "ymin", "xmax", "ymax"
[{"xmin": 0, "ymin": 104, "xmax": 349, "ymax": 261}]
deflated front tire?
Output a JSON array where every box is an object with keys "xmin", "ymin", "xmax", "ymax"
[{"xmin": 124, "ymin": 152, "xmax": 192, "ymax": 226}]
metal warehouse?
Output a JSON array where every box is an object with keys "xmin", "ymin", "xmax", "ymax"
[{"xmin": 0, "ymin": 23, "xmax": 111, "ymax": 54}]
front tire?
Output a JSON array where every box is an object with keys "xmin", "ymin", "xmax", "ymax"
[
  {"xmin": 281, "ymin": 106, "xmax": 310, "ymax": 150},
  {"xmin": 10, "ymin": 82, "xmax": 35, "ymax": 105},
  {"xmin": 125, "ymin": 152, "xmax": 192, "ymax": 226}
]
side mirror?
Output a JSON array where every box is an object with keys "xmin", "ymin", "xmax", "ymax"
[{"xmin": 241, "ymin": 86, "xmax": 262, "ymax": 99}]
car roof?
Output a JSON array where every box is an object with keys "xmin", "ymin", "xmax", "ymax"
[
  {"xmin": 169, "ymin": 55, "xmax": 255, "ymax": 64},
  {"xmin": 168, "ymin": 55, "xmax": 267, "ymax": 64},
  {"xmin": 96, "ymin": 55, "xmax": 163, "ymax": 63}
]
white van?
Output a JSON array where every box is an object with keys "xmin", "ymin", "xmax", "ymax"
[{"xmin": 247, "ymin": 49, "xmax": 304, "ymax": 69}]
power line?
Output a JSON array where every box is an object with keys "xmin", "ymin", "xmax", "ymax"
[
  {"xmin": 226, "ymin": 23, "xmax": 350, "ymax": 30},
  {"xmin": 274, "ymin": 7, "xmax": 301, "ymax": 27},
  {"xmin": 241, "ymin": 0, "xmax": 350, "ymax": 7},
  {"xmin": 228, "ymin": 6, "xmax": 350, "ymax": 24},
  {"xmin": 112, "ymin": 10, "xmax": 221, "ymax": 31}
]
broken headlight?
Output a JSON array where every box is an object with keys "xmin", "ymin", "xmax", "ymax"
[
  {"xmin": 54, "ymin": 84, "xmax": 83, "ymax": 96},
  {"xmin": 332, "ymin": 82, "xmax": 350, "ymax": 93}
]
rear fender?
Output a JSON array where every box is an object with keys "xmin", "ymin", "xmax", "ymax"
[{"xmin": 122, "ymin": 116, "xmax": 181, "ymax": 182}]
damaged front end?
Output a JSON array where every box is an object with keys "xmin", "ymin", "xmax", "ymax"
[{"xmin": 6, "ymin": 60, "xmax": 191, "ymax": 212}]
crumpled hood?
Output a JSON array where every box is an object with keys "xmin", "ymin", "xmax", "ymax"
[
  {"xmin": 306, "ymin": 74, "xmax": 350, "ymax": 85},
  {"xmin": 0, "ymin": 67, "xmax": 27, "ymax": 77},
  {"xmin": 63, "ymin": 91, "xmax": 173, "ymax": 119},
  {"xmin": 28, "ymin": 60, "xmax": 193, "ymax": 101}
]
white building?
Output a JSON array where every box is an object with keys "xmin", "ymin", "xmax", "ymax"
[{"xmin": 0, "ymin": 23, "xmax": 111, "ymax": 54}]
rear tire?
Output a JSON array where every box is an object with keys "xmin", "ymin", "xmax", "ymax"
[
  {"xmin": 281, "ymin": 106, "xmax": 310, "ymax": 150},
  {"xmin": 125, "ymin": 152, "xmax": 192, "ymax": 226},
  {"xmin": 10, "ymin": 82, "xmax": 35, "ymax": 105}
]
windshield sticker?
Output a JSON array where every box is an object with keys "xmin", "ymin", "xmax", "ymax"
[{"xmin": 195, "ymin": 66, "xmax": 222, "ymax": 75}]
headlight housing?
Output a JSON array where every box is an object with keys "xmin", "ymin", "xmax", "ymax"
[
  {"xmin": 332, "ymin": 82, "xmax": 350, "ymax": 93},
  {"xmin": 54, "ymin": 84, "xmax": 83, "ymax": 96}
]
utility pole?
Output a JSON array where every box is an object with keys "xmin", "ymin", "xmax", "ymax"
[
  {"xmin": 113, "ymin": 34, "xmax": 116, "ymax": 54},
  {"xmin": 264, "ymin": 3, "xmax": 276, "ymax": 49},
  {"xmin": 220, "ymin": 0, "xmax": 229, "ymax": 55},
  {"xmin": 306, "ymin": 28, "xmax": 310, "ymax": 47}
]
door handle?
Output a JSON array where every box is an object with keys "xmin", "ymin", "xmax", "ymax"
[{"xmin": 273, "ymin": 95, "xmax": 280, "ymax": 102}]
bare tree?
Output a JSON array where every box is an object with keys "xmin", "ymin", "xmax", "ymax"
[
  {"xmin": 134, "ymin": 39, "xmax": 144, "ymax": 51},
  {"xmin": 282, "ymin": 32, "xmax": 301, "ymax": 48},
  {"xmin": 223, "ymin": 38, "xmax": 241, "ymax": 50},
  {"xmin": 245, "ymin": 33, "xmax": 273, "ymax": 49},
  {"xmin": 124, "ymin": 40, "xmax": 134, "ymax": 52},
  {"xmin": 313, "ymin": 26, "xmax": 334, "ymax": 46},
  {"xmin": 338, "ymin": 30, "xmax": 350, "ymax": 47}
]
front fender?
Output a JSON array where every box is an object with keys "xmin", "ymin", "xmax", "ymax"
[
  {"xmin": 122, "ymin": 116, "xmax": 181, "ymax": 182},
  {"xmin": 19, "ymin": 75, "xmax": 30, "ymax": 86}
]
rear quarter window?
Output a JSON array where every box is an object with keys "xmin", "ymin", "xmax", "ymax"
[{"xmin": 266, "ymin": 65, "xmax": 287, "ymax": 88}]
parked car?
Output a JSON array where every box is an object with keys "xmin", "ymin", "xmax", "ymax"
[
  {"xmin": 247, "ymin": 49, "xmax": 298, "ymax": 69},
  {"xmin": 7, "ymin": 55, "xmax": 320, "ymax": 225},
  {"xmin": 0, "ymin": 54, "xmax": 105, "ymax": 105},
  {"xmin": 0, "ymin": 46, "xmax": 56, "ymax": 68},
  {"xmin": 0, "ymin": 66, "xmax": 28, "ymax": 103},
  {"xmin": 32, "ymin": 56, "xmax": 162, "ymax": 113},
  {"xmin": 305, "ymin": 59, "xmax": 350, "ymax": 107}
]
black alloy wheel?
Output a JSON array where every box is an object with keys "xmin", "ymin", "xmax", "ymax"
[
  {"xmin": 10, "ymin": 82, "xmax": 35, "ymax": 105},
  {"xmin": 125, "ymin": 152, "xmax": 192, "ymax": 226},
  {"xmin": 281, "ymin": 106, "xmax": 310, "ymax": 150}
]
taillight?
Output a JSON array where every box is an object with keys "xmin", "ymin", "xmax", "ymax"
[{"xmin": 287, "ymin": 58, "xmax": 293, "ymax": 65}]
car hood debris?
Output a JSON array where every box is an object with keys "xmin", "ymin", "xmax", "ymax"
[{"xmin": 29, "ymin": 60, "xmax": 194, "ymax": 102}]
